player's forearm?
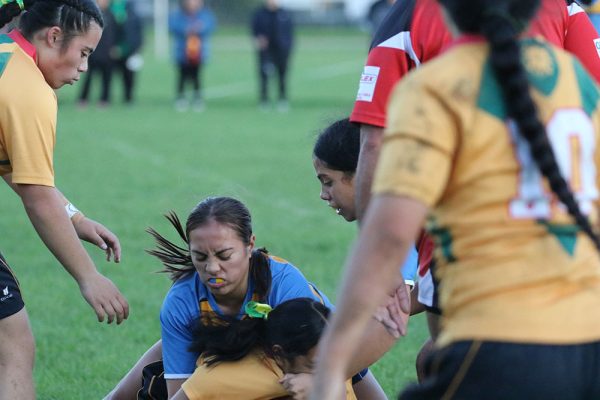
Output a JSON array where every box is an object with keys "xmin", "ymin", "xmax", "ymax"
[
  {"xmin": 6, "ymin": 174, "xmax": 83, "ymax": 224},
  {"xmin": 317, "ymin": 206, "xmax": 414, "ymax": 376},
  {"xmin": 347, "ymin": 317, "xmax": 398, "ymax": 376},
  {"xmin": 19, "ymin": 184, "xmax": 97, "ymax": 283},
  {"xmin": 356, "ymin": 124, "xmax": 385, "ymax": 223},
  {"xmin": 317, "ymin": 196, "xmax": 426, "ymax": 378}
]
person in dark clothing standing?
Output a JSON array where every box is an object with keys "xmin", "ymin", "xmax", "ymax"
[
  {"xmin": 78, "ymin": 0, "xmax": 117, "ymax": 107},
  {"xmin": 251, "ymin": 0, "xmax": 294, "ymax": 111},
  {"xmin": 111, "ymin": 0, "xmax": 144, "ymax": 105}
]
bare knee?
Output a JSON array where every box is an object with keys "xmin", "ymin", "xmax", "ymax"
[
  {"xmin": 0, "ymin": 308, "xmax": 35, "ymax": 366},
  {"xmin": 0, "ymin": 308, "xmax": 35, "ymax": 399}
]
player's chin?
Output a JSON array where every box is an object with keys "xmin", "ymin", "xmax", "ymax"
[{"xmin": 339, "ymin": 209, "xmax": 356, "ymax": 222}]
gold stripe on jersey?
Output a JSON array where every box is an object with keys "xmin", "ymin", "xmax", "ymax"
[
  {"xmin": 198, "ymin": 292, "xmax": 261, "ymax": 326},
  {"xmin": 374, "ymin": 37, "xmax": 600, "ymax": 346}
]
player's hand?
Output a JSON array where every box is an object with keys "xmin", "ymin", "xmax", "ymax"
[
  {"xmin": 281, "ymin": 373, "xmax": 313, "ymax": 400},
  {"xmin": 374, "ymin": 283, "xmax": 411, "ymax": 338},
  {"xmin": 78, "ymin": 272, "xmax": 129, "ymax": 324},
  {"xmin": 73, "ymin": 217, "xmax": 122, "ymax": 262}
]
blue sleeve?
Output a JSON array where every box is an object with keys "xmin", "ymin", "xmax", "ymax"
[
  {"xmin": 268, "ymin": 262, "xmax": 334, "ymax": 310},
  {"xmin": 201, "ymin": 11, "xmax": 216, "ymax": 35},
  {"xmin": 169, "ymin": 13, "xmax": 186, "ymax": 37},
  {"xmin": 399, "ymin": 245, "xmax": 418, "ymax": 284},
  {"xmin": 160, "ymin": 285, "xmax": 200, "ymax": 379}
]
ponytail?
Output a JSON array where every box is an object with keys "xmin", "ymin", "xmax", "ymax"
[
  {"xmin": 250, "ymin": 248, "xmax": 272, "ymax": 301},
  {"xmin": 147, "ymin": 211, "xmax": 195, "ymax": 282}
]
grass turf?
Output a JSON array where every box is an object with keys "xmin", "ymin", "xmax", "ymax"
[{"xmin": 0, "ymin": 26, "xmax": 428, "ymax": 399}]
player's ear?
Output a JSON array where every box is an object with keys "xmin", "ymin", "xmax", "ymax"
[
  {"xmin": 248, "ymin": 234, "xmax": 256, "ymax": 254},
  {"xmin": 46, "ymin": 26, "xmax": 64, "ymax": 48}
]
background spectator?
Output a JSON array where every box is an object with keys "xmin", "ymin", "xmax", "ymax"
[
  {"xmin": 78, "ymin": 0, "xmax": 117, "ymax": 107},
  {"xmin": 111, "ymin": 0, "xmax": 144, "ymax": 105},
  {"xmin": 169, "ymin": 0, "xmax": 217, "ymax": 112},
  {"xmin": 251, "ymin": 0, "xmax": 294, "ymax": 112}
]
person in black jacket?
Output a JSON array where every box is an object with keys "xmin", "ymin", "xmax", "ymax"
[
  {"xmin": 251, "ymin": 0, "xmax": 294, "ymax": 111},
  {"xmin": 78, "ymin": 0, "xmax": 117, "ymax": 107},
  {"xmin": 111, "ymin": 0, "xmax": 144, "ymax": 105}
]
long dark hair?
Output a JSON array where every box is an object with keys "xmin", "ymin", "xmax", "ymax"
[
  {"xmin": 438, "ymin": 0, "xmax": 600, "ymax": 251},
  {"xmin": 0, "ymin": 0, "xmax": 103, "ymax": 45},
  {"xmin": 189, "ymin": 298, "xmax": 330, "ymax": 367},
  {"xmin": 147, "ymin": 197, "xmax": 272, "ymax": 300},
  {"xmin": 313, "ymin": 118, "xmax": 361, "ymax": 174}
]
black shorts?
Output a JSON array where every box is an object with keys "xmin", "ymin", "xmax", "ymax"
[
  {"xmin": 399, "ymin": 340, "xmax": 600, "ymax": 400},
  {"xmin": 0, "ymin": 252, "xmax": 25, "ymax": 319}
]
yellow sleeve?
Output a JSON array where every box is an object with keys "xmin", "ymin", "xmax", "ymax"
[
  {"xmin": 181, "ymin": 352, "xmax": 287, "ymax": 400},
  {"xmin": 373, "ymin": 76, "xmax": 458, "ymax": 207},
  {"xmin": 1, "ymin": 55, "xmax": 57, "ymax": 187}
]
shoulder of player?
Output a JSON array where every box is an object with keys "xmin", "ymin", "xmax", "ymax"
[
  {"xmin": 2, "ymin": 47, "xmax": 53, "ymax": 94},
  {"xmin": 267, "ymin": 255, "xmax": 305, "ymax": 281},
  {"xmin": 402, "ymin": 44, "xmax": 483, "ymax": 94}
]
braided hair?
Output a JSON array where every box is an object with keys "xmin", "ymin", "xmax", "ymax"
[
  {"xmin": 437, "ymin": 0, "xmax": 600, "ymax": 251},
  {"xmin": 0, "ymin": 0, "xmax": 103, "ymax": 44}
]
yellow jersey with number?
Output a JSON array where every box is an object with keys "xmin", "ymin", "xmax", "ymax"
[{"xmin": 373, "ymin": 36, "xmax": 600, "ymax": 346}]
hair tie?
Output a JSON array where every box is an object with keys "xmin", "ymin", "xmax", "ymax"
[
  {"xmin": 1, "ymin": 0, "xmax": 25, "ymax": 10},
  {"xmin": 245, "ymin": 301, "xmax": 272, "ymax": 320}
]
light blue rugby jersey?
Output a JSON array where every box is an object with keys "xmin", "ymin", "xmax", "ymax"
[
  {"xmin": 402, "ymin": 246, "xmax": 419, "ymax": 286},
  {"xmin": 160, "ymin": 255, "xmax": 333, "ymax": 379}
]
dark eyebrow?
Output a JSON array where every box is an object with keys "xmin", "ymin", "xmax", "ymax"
[
  {"xmin": 215, "ymin": 248, "xmax": 233, "ymax": 255},
  {"xmin": 316, "ymin": 173, "xmax": 329, "ymax": 181},
  {"xmin": 191, "ymin": 248, "xmax": 233, "ymax": 256}
]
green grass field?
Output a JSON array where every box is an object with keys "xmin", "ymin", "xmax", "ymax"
[{"xmin": 0, "ymin": 27, "xmax": 428, "ymax": 399}]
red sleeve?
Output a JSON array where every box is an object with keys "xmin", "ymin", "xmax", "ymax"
[
  {"xmin": 349, "ymin": 0, "xmax": 450, "ymax": 128},
  {"xmin": 417, "ymin": 231, "xmax": 435, "ymax": 277},
  {"xmin": 349, "ymin": 46, "xmax": 412, "ymax": 128},
  {"xmin": 565, "ymin": 7, "xmax": 600, "ymax": 83}
]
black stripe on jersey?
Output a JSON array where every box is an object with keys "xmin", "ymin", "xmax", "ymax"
[{"xmin": 370, "ymin": 0, "xmax": 417, "ymax": 50}]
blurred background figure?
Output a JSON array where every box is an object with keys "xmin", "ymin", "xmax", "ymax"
[
  {"xmin": 78, "ymin": 0, "xmax": 117, "ymax": 108},
  {"xmin": 111, "ymin": 0, "xmax": 144, "ymax": 105},
  {"xmin": 169, "ymin": 0, "xmax": 217, "ymax": 112},
  {"xmin": 251, "ymin": 0, "xmax": 294, "ymax": 112},
  {"xmin": 366, "ymin": 0, "xmax": 395, "ymax": 38}
]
